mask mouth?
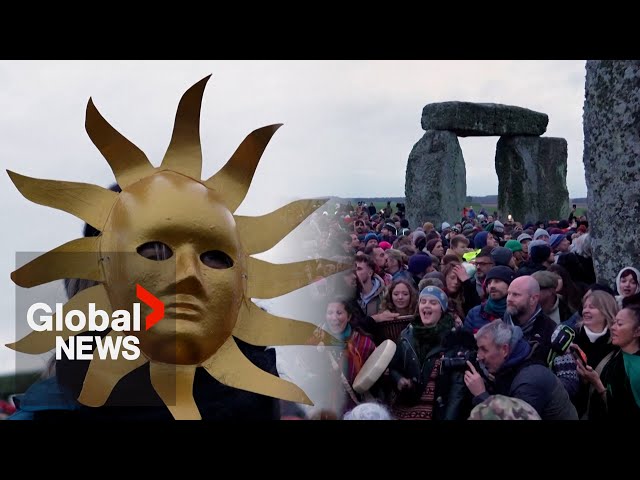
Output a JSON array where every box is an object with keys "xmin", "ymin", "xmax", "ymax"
[{"xmin": 165, "ymin": 301, "xmax": 203, "ymax": 314}]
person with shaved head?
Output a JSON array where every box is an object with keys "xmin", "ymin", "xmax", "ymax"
[{"xmin": 504, "ymin": 276, "xmax": 579, "ymax": 398}]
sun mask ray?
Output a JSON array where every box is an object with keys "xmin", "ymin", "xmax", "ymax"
[
  {"xmin": 234, "ymin": 301, "xmax": 339, "ymax": 347},
  {"xmin": 78, "ymin": 332, "xmax": 149, "ymax": 407},
  {"xmin": 6, "ymin": 284, "xmax": 111, "ymax": 354},
  {"xmin": 85, "ymin": 98, "xmax": 155, "ymax": 188},
  {"xmin": 7, "ymin": 171, "xmax": 117, "ymax": 231},
  {"xmin": 246, "ymin": 257, "xmax": 350, "ymax": 299},
  {"xmin": 11, "ymin": 237, "xmax": 102, "ymax": 288},
  {"xmin": 149, "ymin": 362, "xmax": 200, "ymax": 420},
  {"xmin": 159, "ymin": 75, "xmax": 211, "ymax": 179},
  {"xmin": 203, "ymin": 124, "xmax": 282, "ymax": 212},
  {"xmin": 202, "ymin": 337, "xmax": 312, "ymax": 405},
  {"xmin": 235, "ymin": 198, "xmax": 328, "ymax": 255}
]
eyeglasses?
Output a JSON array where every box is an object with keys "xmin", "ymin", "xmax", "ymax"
[{"xmin": 475, "ymin": 261, "xmax": 494, "ymax": 266}]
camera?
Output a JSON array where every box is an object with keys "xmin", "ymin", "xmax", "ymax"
[{"xmin": 440, "ymin": 350, "xmax": 477, "ymax": 374}]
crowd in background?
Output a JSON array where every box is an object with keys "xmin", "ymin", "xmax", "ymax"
[{"xmin": 296, "ymin": 200, "xmax": 640, "ymax": 420}]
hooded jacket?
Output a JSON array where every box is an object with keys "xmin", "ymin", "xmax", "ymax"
[
  {"xmin": 473, "ymin": 331, "xmax": 578, "ymax": 420},
  {"xmin": 615, "ymin": 266, "xmax": 640, "ymax": 308}
]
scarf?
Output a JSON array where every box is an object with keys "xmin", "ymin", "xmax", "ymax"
[
  {"xmin": 484, "ymin": 297, "xmax": 507, "ymax": 318},
  {"xmin": 336, "ymin": 324, "xmax": 352, "ymax": 344},
  {"xmin": 412, "ymin": 314, "xmax": 454, "ymax": 363},
  {"xmin": 622, "ymin": 351, "xmax": 640, "ymax": 409},
  {"xmin": 584, "ymin": 325, "xmax": 608, "ymax": 343},
  {"xmin": 505, "ymin": 307, "xmax": 542, "ymax": 336},
  {"xmin": 329, "ymin": 324, "xmax": 367, "ymax": 385}
]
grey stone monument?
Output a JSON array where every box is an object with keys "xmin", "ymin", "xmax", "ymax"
[
  {"xmin": 496, "ymin": 136, "xmax": 570, "ymax": 224},
  {"xmin": 583, "ymin": 60, "xmax": 640, "ymax": 285},
  {"xmin": 405, "ymin": 130, "xmax": 466, "ymax": 228}
]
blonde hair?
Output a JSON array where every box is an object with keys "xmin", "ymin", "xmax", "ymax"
[
  {"xmin": 582, "ymin": 290, "xmax": 619, "ymax": 328},
  {"xmin": 386, "ymin": 248, "xmax": 408, "ymax": 267}
]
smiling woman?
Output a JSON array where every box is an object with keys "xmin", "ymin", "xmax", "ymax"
[
  {"xmin": 387, "ymin": 286, "xmax": 476, "ymax": 420},
  {"xmin": 578, "ymin": 305, "xmax": 640, "ymax": 420}
]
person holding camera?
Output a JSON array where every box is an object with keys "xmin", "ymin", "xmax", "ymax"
[
  {"xmin": 388, "ymin": 286, "xmax": 476, "ymax": 420},
  {"xmin": 465, "ymin": 320, "xmax": 578, "ymax": 420}
]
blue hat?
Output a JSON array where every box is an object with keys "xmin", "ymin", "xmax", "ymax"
[
  {"xmin": 533, "ymin": 228, "xmax": 550, "ymax": 241},
  {"xmin": 408, "ymin": 253, "xmax": 432, "ymax": 275},
  {"xmin": 419, "ymin": 285, "xmax": 448, "ymax": 312},
  {"xmin": 474, "ymin": 231, "xmax": 489, "ymax": 249},
  {"xmin": 549, "ymin": 233, "xmax": 564, "ymax": 250},
  {"xmin": 364, "ymin": 232, "xmax": 379, "ymax": 245}
]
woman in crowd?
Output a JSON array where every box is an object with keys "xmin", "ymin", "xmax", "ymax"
[
  {"xmin": 375, "ymin": 279, "xmax": 419, "ymax": 343},
  {"xmin": 570, "ymin": 290, "xmax": 618, "ymax": 418},
  {"xmin": 426, "ymin": 238, "xmax": 446, "ymax": 261},
  {"xmin": 388, "ymin": 286, "xmax": 475, "ymax": 420},
  {"xmin": 441, "ymin": 261, "xmax": 481, "ymax": 320},
  {"xmin": 548, "ymin": 263, "xmax": 586, "ymax": 314},
  {"xmin": 385, "ymin": 249, "xmax": 414, "ymax": 284},
  {"xmin": 577, "ymin": 305, "xmax": 640, "ymax": 420},
  {"xmin": 316, "ymin": 297, "xmax": 377, "ymax": 415},
  {"xmin": 615, "ymin": 266, "xmax": 640, "ymax": 309}
]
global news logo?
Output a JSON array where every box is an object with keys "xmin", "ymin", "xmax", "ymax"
[{"xmin": 25, "ymin": 284, "xmax": 164, "ymax": 361}]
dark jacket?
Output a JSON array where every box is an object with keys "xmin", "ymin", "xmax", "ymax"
[
  {"xmin": 10, "ymin": 339, "xmax": 281, "ymax": 420},
  {"xmin": 506, "ymin": 308, "xmax": 579, "ymax": 398},
  {"xmin": 588, "ymin": 349, "xmax": 640, "ymax": 420},
  {"xmin": 388, "ymin": 319, "xmax": 476, "ymax": 420},
  {"xmin": 573, "ymin": 327, "xmax": 615, "ymax": 418},
  {"xmin": 461, "ymin": 278, "xmax": 482, "ymax": 316},
  {"xmin": 473, "ymin": 337, "xmax": 578, "ymax": 420},
  {"xmin": 516, "ymin": 261, "xmax": 547, "ymax": 277},
  {"xmin": 463, "ymin": 302, "xmax": 502, "ymax": 334}
]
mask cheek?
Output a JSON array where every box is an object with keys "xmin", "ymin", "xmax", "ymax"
[
  {"xmin": 102, "ymin": 251, "xmax": 174, "ymax": 313},
  {"xmin": 200, "ymin": 266, "xmax": 243, "ymax": 333}
]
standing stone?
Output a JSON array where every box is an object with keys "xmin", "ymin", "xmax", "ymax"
[
  {"xmin": 583, "ymin": 60, "xmax": 640, "ymax": 285},
  {"xmin": 421, "ymin": 102, "xmax": 549, "ymax": 137},
  {"xmin": 406, "ymin": 130, "xmax": 466, "ymax": 228},
  {"xmin": 496, "ymin": 136, "xmax": 570, "ymax": 224}
]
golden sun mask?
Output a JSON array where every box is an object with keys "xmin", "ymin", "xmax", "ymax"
[{"xmin": 7, "ymin": 75, "xmax": 342, "ymax": 419}]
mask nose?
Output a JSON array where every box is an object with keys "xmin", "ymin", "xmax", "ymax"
[{"xmin": 176, "ymin": 248, "xmax": 203, "ymax": 286}]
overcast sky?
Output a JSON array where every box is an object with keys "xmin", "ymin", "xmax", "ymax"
[{"xmin": 0, "ymin": 60, "xmax": 587, "ymax": 374}]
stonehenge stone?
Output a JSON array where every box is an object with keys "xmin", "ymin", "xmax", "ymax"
[
  {"xmin": 583, "ymin": 60, "xmax": 640, "ymax": 285},
  {"xmin": 421, "ymin": 102, "xmax": 549, "ymax": 137},
  {"xmin": 406, "ymin": 130, "xmax": 466, "ymax": 228},
  {"xmin": 495, "ymin": 136, "xmax": 570, "ymax": 224}
]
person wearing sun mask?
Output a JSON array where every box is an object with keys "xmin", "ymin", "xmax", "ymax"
[
  {"xmin": 388, "ymin": 286, "xmax": 476, "ymax": 420},
  {"xmin": 7, "ymin": 76, "xmax": 334, "ymax": 420}
]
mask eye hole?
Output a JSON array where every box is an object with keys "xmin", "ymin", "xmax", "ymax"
[
  {"xmin": 201, "ymin": 250, "xmax": 234, "ymax": 269},
  {"xmin": 137, "ymin": 241, "xmax": 173, "ymax": 261}
]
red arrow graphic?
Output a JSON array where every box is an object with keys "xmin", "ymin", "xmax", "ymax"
[{"xmin": 136, "ymin": 284, "xmax": 165, "ymax": 330}]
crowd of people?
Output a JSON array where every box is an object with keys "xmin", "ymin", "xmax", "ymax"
[
  {"xmin": 4, "ymin": 197, "xmax": 639, "ymax": 421},
  {"xmin": 298, "ymin": 200, "xmax": 640, "ymax": 420}
]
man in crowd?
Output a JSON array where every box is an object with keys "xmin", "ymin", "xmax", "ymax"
[
  {"xmin": 531, "ymin": 271, "xmax": 573, "ymax": 324},
  {"xmin": 473, "ymin": 246, "xmax": 495, "ymax": 299},
  {"xmin": 464, "ymin": 266, "xmax": 515, "ymax": 334},
  {"xmin": 503, "ymin": 276, "xmax": 579, "ymax": 398},
  {"xmin": 464, "ymin": 320, "xmax": 578, "ymax": 420}
]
